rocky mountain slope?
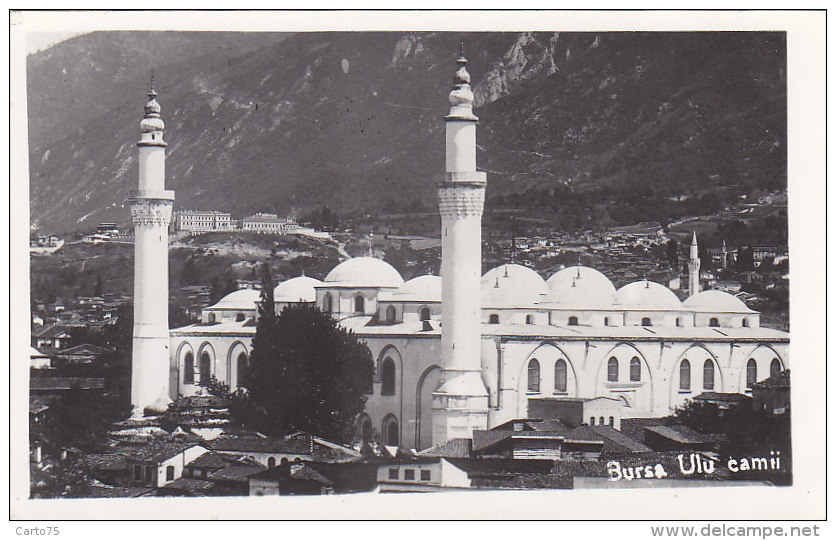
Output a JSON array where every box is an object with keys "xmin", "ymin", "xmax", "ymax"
[{"xmin": 26, "ymin": 31, "xmax": 786, "ymax": 233}]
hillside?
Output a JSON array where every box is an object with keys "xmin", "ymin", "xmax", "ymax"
[{"xmin": 27, "ymin": 31, "xmax": 786, "ymax": 234}]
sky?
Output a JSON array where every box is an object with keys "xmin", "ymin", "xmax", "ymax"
[{"xmin": 27, "ymin": 31, "xmax": 87, "ymax": 54}]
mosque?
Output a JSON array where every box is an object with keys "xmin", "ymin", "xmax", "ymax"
[{"xmin": 130, "ymin": 49, "xmax": 789, "ymax": 451}]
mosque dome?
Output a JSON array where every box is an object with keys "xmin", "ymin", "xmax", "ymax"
[
  {"xmin": 481, "ymin": 264, "xmax": 548, "ymax": 307},
  {"xmin": 683, "ymin": 290, "xmax": 755, "ymax": 313},
  {"xmin": 273, "ymin": 276, "xmax": 322, "ymax": 302},
  {"xmin": 397, "ymin": 274, "xmax": 442, "ymax": 301},
  {"xmin": 545, "ymin": 266, "xmax": 616, "ymax": 307},
  {"xmin": 615, "ymin": 280, "xmax": 683, "ymax": 309},
  {"xmin": 210, "ymin": 288, "xmax": 261, "ymax": 310},
  {"xmin": 324, "ymin": 257, "xmax": 404, "ymax": 288}
]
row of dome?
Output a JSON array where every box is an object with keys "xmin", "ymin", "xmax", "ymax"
[{"xmin": 212, "ymin": 257, "xmax": 753, "ymax": 313}]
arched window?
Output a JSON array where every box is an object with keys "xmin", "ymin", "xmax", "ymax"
[
  {"xmin": 383, "ymin": 417, "xmax": 399, "ymax": 446},
  {"xmin": 420, "ymin": 307, "xmax": 431, "ymax": 321},
  {"xmin": 281, "ymin": 458, "xmax": 289, "ymax": 466},
  {"xmin": 381, "ymin": 358, "xmax": 396, "ymax": 396},
  {"xmin": 709, "ymin": 317, "xmax": 720, "ymax": 327},
  {"xmin": 607, "ymin": 357, "xmax": 618, "ymax": 382},
  {"xmin": 527, "ymin": 359, "xmax": 540, "ymax": 393},
  {"xmin": 589, "ymin": 417, "xmax": 595, "ymax": 426},
  {"xmin": 354, "ymin": 294, "xmax": 365, "ymax": 314},
  {"xmin": 608, "ymin": 416, "xmax": 615, "ymax": 427},
  {"xmin": 742, "ymin": 318, "xmax": 749, "ymax": 328},
  {"xmin": 267, "ymin": 457, "xmax": 276, "ymax": 469},
  {"xmin": 184, "ymin": 352, "xmax": 194, "ymax": 384},
  {"xmin": 236, "ymin": 312, "xmax": 245, "ymax": 322},
  {"xmin": 679, "ymin": 359, "xmax": 691, "ymax": 391},
  {"xmin": 554, "ymin": 359, "xmax": 567, "ymax": 393},
  {"xmin": 770, "ymin": 358, "xmax": 781, "ymax": 378},
  {"xmin": 568, "ymin": 316, "xmax": 579, "ymax": 326},
  {"xmin": 488, "ymin": 314, "xmax": 499, "ymax": 324},
  {"xmin": 199, "ymin": 352, "xmax": 211, "ymax": 385},
  {"xmin": 599, "ymin": 416, "xmax": 605, "ymax": 426},
  {"xmin": 208, "ymin": 313, "xmax": 216, "ymax": 323},
  {"xmin": 386, "ymin": 305, "xmax": 396, "ymax": 324},
  {"xmin": 703, "ymin": 359, "xmax": 715, "ymax": 390},
  {"xmin": 641, "ymin": 317, "xmax": 652, "ymax": 326},
  {"xmin": 358, "ymin": 415, "xmax": 373, "ymax": 442},
  {"xmin": 629, "ymin": 357, "xmax": 641, "ymax": 382},
  {"xmin": 604, "ymin": 317, "xmax": 609, "ymax": 326},
  {"xmin": 526, "ymin": 314, "xmax": 534, "ymax": 325},
  {"xmin": 746, "ymin": 359, "xmax": 757, "ymax": 389},
  {"xmin": 237, "ymin": 352, "xmax": 248, "ymax": 388},
  {"xmin": 323, "ymin": 293, "xmax": 332, "ymax": 314}
]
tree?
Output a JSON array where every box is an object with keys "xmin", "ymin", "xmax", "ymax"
[
  {"xmin": 180, "ymin": 257, "xmax": 198, "ymax": 286},
  {"xmin": 245, "ymin": 297, "xmax": 374, "ymax": 443},
  {"xmin": 666, "ymin": 239, "xmax": 679, "ymax": 270}
]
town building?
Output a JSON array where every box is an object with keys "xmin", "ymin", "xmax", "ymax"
[
  {"xmin": 174, "ymin": 210, "xmax": 233, "ymax": 233},
  {"xmin": 241, "ymin": 213, "xmax": 298, "ymax": 234}
]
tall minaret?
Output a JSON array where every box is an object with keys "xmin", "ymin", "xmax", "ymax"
[
  {"xmin": 432, "ymin": 46, "xmax": 490, "ymax": 444},
  {"xmin": 688, "ymin": 231, "xmax": 701, "ymax": 297},
  {"xmin": 129, "ymin": 82, "xmax": 175, "ymax": 416},
  {"xmin": 721, "ymin": 238, "xmax": 729, "ymax": 270}
]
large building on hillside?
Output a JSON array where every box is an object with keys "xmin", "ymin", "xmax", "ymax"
[{"xmin": 166, "ymin": 50, "xmax": 789, "ymax": 451}]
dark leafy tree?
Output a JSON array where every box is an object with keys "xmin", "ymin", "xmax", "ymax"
[
  {"xmin": 180, "ymin": 256, "xmax": 199, "ymax": 285},
  {"xmin": 666, "ymin": 239, "xmax": 679, "ymax": 270},
  {"xmin": 245, "ymin": 302, "xmax": 374, "ymax": 444}
]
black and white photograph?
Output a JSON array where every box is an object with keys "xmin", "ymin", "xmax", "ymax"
[{"xmin": 9, "ymin": 9, "xmax": 826, "ymax": 523}]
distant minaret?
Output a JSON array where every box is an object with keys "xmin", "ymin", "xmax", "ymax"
[
  {"xmin": 129, "ymin": 81, "xmax": 175, "ymax": 416},
  {"xmin": 721, "ymin": 238, "xmax": 728, "ymax": 270},
  {"xmin": 688, "ymin": 231, "xmax": 701, "ymax": 297},
  {"xmin": 432, "ymin": 45, "xmax": 490, "ymax": 444}
]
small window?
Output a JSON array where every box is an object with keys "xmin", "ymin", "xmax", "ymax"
[
  {"xmin": 680, "ymin": 359, "xmax": 691, "ymax": 391},
  {"xmin": 603, "ymin": 317, "xmax": 609, "ymax": 326},
  {"xmin": 526, "ymin": 314, "xmax": 534, "ymax": 325},
  {"xmin": 489, "ymin": 313, "xmax": 499, "ymax": 324},
  {"xmin": 208, "ymin": 313, "xmax": 216, "ymax": 323},
  {"xmin": 134, "ymin": 465, "xmax": 143, "ymax": 482},
  {"xmin": 386, "ymin": 305, "xmax": 396, "ymax": 324},
  {"xmin": 527, "ymin": 359, "xmax": 540, "ymax": 393},
  {"xmin": 770, "ymin": 358, "xmax": 781, "ymax": 378},
  {"xmin": 629, "ymin": 357, "xmax": 641, "ymax": 382},
  {"xmin": 709, "ymin": 317, "xmax": 720, "ymax": 327},
  {"xmin": 237, "ymin": 352, "xmax": 248, "ymax": 388},
  {"xmin": 404, "ymin": 469, "xmax": 415, "ymax": 481},
  {"xmin": 599, "ymin": 416, "xmax": 605, "ymax": 426},
  {"xmin": 568, "ymin": 316, "xmax": 579, "ymax": 326},
  {"xmin": 384, "ymin": 418, "xmax": 399, "ymax": 446},
  {"xmin": 742, "ymin": 318, "xmax": 749, "ymax": 328},
  {"xmin": 607, "ymin": 357, "xmax": 618, "ymax": 382},
  {"xmin": 676, "ymin": 317, "xmax": 682, "ymax": 327},
  {"xmin": 236, "ymin": 312, "xmax": 246, "ymax": 322},
  {"xmin": 703, "ymin": 359, "xmax": 715, "ymax": 390},
  {"xmin": 420, "ymin": 307, "xmax": 431, "ymax": 321},
  {"xmin": 554, "ymin": 359, "xmax": 567, "ymax": 393},
  {"xmin": 184, "ymin": 352, "xmax": 195, "ymax": 384},
  {"xmin": 388, "ymin": 468, "xmax": 399, "ymax": 480},
  {"xmin": 420, "ymin": 470, "xmax": 431, "ymax": 481},
  {"xmin": 267, "ymin": 457, "xmax": 276, "ymax": 468},
  {"xmin": 608, "ymin": 416, "xmax": 615, "ymax": 427},
  {"xmin": 746, "ymin": 359, "xmax": 757, "ymax": 389},
  {"xmin": 641, "ymin": 317, "xmax": 652, "ymax": 326},
  {"xmin": 381, "ymin": 358, "xmax": 396, "ymax": 396},
  {"xmin": 323, "ymin": 293, "xmax": 332, "ymax": 314},
  {"xmin": 166, "ymin": 466, "xmax": 174, "ymax": 481},
  {"xmin": 589, "ymin": 417, "xmax": 595, "ymax": 426}
]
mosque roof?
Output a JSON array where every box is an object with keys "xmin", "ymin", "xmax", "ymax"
[
  {"xmin": 323, "ymin": 257, "xmax": 404, "ymax": 288},
  {"xmin": 545, "ymin": 266, "xmax": 617, "ymax": 307},
  {"xmin": 273, "ymin": 276, "xmax": 322, "ymax": 302},
  {"xmin": 615, "ymin": 280, "xmax": 683, "ymax": 309},
  {"xmin": 30, "ymin": 346, "xmax": 49, "ymax": 358},
  {"xmin": 481, "ymin": 264, "xmax": 549, "ymax": 308},
  {"xmin": 683, "ymin": 290, "xmax": 755, "ymax": 313},
  {"xmin": 209, "ymin": 288, "xmax": 261, "ymax": 310}
]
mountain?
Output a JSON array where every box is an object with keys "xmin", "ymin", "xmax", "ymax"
[{"xmin": 26, "ymin": 31, "xmax": 786, "ymax": 233}]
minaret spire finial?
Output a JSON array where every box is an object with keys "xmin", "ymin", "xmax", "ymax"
[{"xmin": 460, "ymin": 40, "xmax": 465, "ymax": 59}]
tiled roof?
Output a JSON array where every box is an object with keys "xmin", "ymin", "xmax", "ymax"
[
  {"xmin": 417, "ymin": 438, "xmax": 472, "ymax": 459},
  {"xmin": 693, "ymin": 392, "xmax": 752, "ymax": 403},
  {"xmin": 30, "ymin": 377, "xmax": 105, "ymax": 391},
  {"xmin": 209, "ymin": 435, "xmax": 310, "ymax": 454},
  {"xmin": 644, "ymin": 425, "xmax": 711, "ymax": 445},
  {"xmin": 753, "ymin": 369, "xmax": 790, "ymax": 389},
  {"xmin": 209, "ymin": 463, "xmax": 266, "ymax": 482},
  {"xmin": 249, "ymin": 464, "xmax": 335, "ymax": 486},
  {"xmin": 587, "ymin": 425, "xmax": 652, "ymax": 453},
  {"xmin": 87, "ymin": 485, "xmax": 154, "ymax": 498},
  {"xmin": 54, "ymin": 344, "xmax": 109, "ymax": 357},
  {"xmin": 29, "ymin": 395, "xmax": 54, "ymax": 414},
  {"xmin": 32, "ymin": 324, "xmax": 73, "ymax": 339},
  {"xmin": 188, "ymin": 452, "xmax": 232, "ymax": 470},
  {"xmin": 159, "ymin": 478, "xmax": 215, "ymax": 495},
  {"xmin": 84, "ymin": 453, "xmax": 128, "ymax": 471},
  {"xmin": 120, "ymin": 442, "xmax": 205, "ymax": 463}
]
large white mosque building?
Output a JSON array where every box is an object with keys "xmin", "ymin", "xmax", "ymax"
[{"xmin": 131, "ymin": 49, "xmax": 789, "ymax": 450}]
